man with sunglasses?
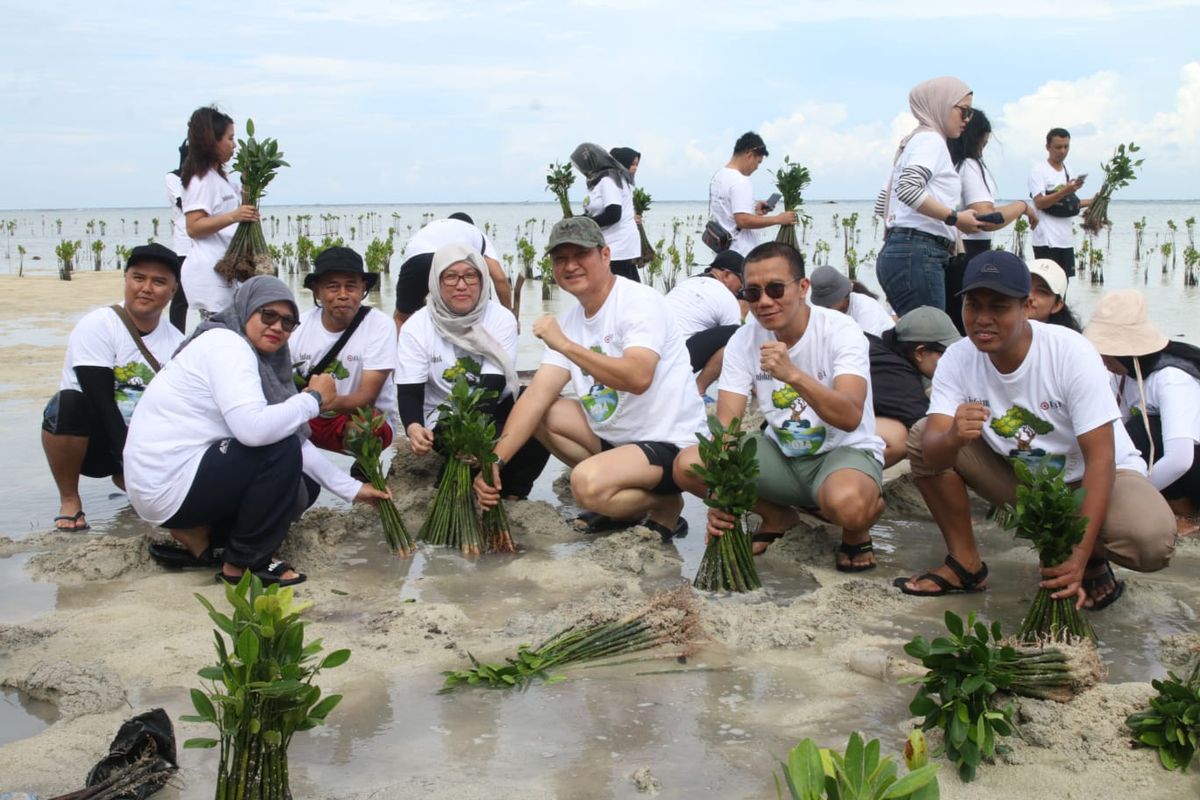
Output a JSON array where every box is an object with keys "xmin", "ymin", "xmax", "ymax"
[
  {"xmin": 474, "ymin": 217, "xmax": 705, "ymax": 542},
  {"xmin": 708, "ymin": 132, "xmax": 799, "ymax": 256},
  {"xmin": 674, "ymin": 242, "xmax": 886, "ymax": 571},
  {"xmin": 290, "ymin": 246, "xmax": 397, "ymax": 457},
  {"xmin": 665, "ymin": 250, "xmax": 746, "ymax": 399}
]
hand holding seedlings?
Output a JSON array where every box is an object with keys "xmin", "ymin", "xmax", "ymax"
[{"xmin": 1038, "ymin": 544, "xmax": 1088, "ymax": 607}]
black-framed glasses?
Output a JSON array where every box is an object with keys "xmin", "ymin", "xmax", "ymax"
[
  {"xmin": 741, "ymin": 278, "xmax": 799, "ymax": 303},
  {"xmin": 257, "ymin": 308, "xmax": 300, "ymax": 332},
  {"xmin": 954, "ymin": 104, "xmax": 974, "ymax": 121},
  {"xmin": 440, "ymin": 270, "xmax": 481, "ymax": 287}
]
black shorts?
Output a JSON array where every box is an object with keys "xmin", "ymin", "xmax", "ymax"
[
  {"xmin": 685, "ymin": 325, "xmax": 739, "ymax": 373},
  {"xmin": 1031, "ymin": 245, "xmax": 1076, "ymax": 279},
  {"xmin": 599, "ymin": 438, "xmax": 682, "ymax": 495},
  {"xmin": 41, "ymin": 389, "xmax": 121, "ymax": 478},
  {"xmin": 394, "ymin": 252, "xmax": 435, "ymax": 314}
]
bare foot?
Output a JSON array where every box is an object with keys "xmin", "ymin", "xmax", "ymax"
[{"xmin": 1177, "ymin": 515, "xmax": 1200, "ymax": 537}]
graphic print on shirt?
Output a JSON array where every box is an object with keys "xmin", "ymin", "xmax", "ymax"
[
  {"xmin": 989, "ymin": 404, "xmax": 1065, "ymax": 473},
  {"xmin": 770, "ymin": 384, "xmax": 826, "ymax": 456},
  {"xmin": 291, "ymin": 357, "xmax": 350, "ymax": 389},
  {"xmin": 442, "ymin": 355, "xmax": 482, "ymax": 385},
  {"xmin": 113, "ymin": 360, "xmax": 157, "ymax": 422},
  {"xmin": 580, "ymin": 345, "xmax": 619, "ymax": 423}
]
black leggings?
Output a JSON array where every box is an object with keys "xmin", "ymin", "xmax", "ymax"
[
  {"xmin": 610, "ymin": 259, "xmax": 640, "ymax": 282},
  {"xmin": 41, "ymin": 389, "xmax": 119, "ymax": 478},
  {"xmin": 163, "ymin": 437, "xmax": 319, "ymax": 569},
  {"xmin": 434, "ymin": 394, "xmax": 551, "ymax": 498},
  {"xmin": 1125, "ymin": 413, "xmax": 1200, "ymax": 504}
]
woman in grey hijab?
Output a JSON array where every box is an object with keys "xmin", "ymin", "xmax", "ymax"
[
  {"xmin": 570, "ymin": 143, "xmax": 642, "ymax": 282},
  {"xmin": 125, "ymin": 276, "xmax": 389, "ymax": 586}
]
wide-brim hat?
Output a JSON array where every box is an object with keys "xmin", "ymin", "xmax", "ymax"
[
  {"xmin": 1083, "ymin": 289, "xmax": 1168, "ymax": 357},
  {"xmin": 304, "ymin": 246, "xmax": 378, "ymax": 291}
]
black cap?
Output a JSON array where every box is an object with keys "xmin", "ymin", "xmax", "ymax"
[
  {"xmin": 709, "ymin": 250, "xmax": 744, "ymax": 278},
  {"xmin": 126, "ymin": 243, "xmax": 181, "ymax": 280},
  {"xmin": 959, "ymin": 250, "xmax": 1031, "ymax": 298},
  {"xmin": 304, "ymin": 246, "xmax": 379, "ymax": 291},
  {"xmin": 448, "ymin": 212, "xmax": 474, "ymax": 225}
]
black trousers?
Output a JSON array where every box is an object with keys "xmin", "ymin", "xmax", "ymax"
[
  {"xmin": 685, "ymin": 325, "xmax": 740, "ymax": 373},
  {"xmin": 944, "ymin": 240, "xmax": 991, "ymax": 335},
  {"xmin": 41, "ymin": 389, "xmax": 120, "ymax": 478},
  {"xmin": 1125, "ymin": 413, "xmax": 1200, "ymax": 504},
  {"xmin": 610, "ymin": 259, "xmax": 640, "ymax": 283},
  {"xmin": 163, "ymin": 437, "xmax": 319, "ymax": 569},
  {"xmin": 1032, "ymin": 245, "xmax": 1076, "ymax": 279}
]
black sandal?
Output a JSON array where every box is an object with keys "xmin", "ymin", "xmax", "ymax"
[
  {"xmin": 751, "ymin": 531, "xmax": 785, "ymax": 553},
  {"xmin": 216, "ymin": 559, "xmax": 307, "ymax": 587},
  {"xmin": 574, "ymin": 511, "xmax": 640, "ymax": 534},
  {"xmin": 149, "ymin": 542, "xmax": 222, "ymax": 569},
  {"xmin": 836, "ymin": 539, "xmax": 876, "ymax": 573},
  {"xmin": 893, "ymin": 554, "xmax": 988, "ymax": 596},
  {"xmin": 643, "ymin": 518, "xmax": 689, "ymax": 543},
  {"xmin": 1082, "ymin": 558, "xmax": 1125, "ymax": 611}
]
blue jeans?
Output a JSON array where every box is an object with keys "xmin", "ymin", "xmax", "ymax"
[{"xmin": 875, "ymin": 231, "xmax": 951, "ymax": 316}]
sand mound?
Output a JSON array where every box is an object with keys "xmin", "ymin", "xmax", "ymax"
[
  {"xmin": 587, "ymin": 525, "xmax": 683, "ymax": 576},
  {"xmin": 551, "ymin": 469, "xmax": 574, "ymax": 506},
  {"xmin": 506, "ymin": 499, "xmax": 574, "ymax": 539},
  {"xmin": 631, "ymin": 766, "xmax": 662, "ymax": 794},
  {"xmin": 881, "ymin": 469, "xmax": 932, "ymax": 519},
  {"xmin": 1159, "ymin": 633, "xmax": 1200, "ymax": 671},
  {"xmin": 280, "ymin": 505, "xmax": 382, "ymax": 565},
  {"xmin": 701, "ymin": 593, "xmax": 820, "ymax": 651},
  {"xmin": 6, "ymin": 661, "xmax": 126, "ymax": 719},
  {"xmin": 0, "ymin": 624, "xmax": 54, "ymax": 654},
  {"xmin": 760, "ymin": 519, "xmax": 835, "ymax": 566},
  {"xmin": 1006, "ymin": 682, "xmax": 1156, "ymax": 768},
  {"xmin": 388, "ymin": 444, "xmax": 444, "ymax": 485},
  {"xmin": 26, "ymin": 533, "xmax": 154, "ymax": 582}
]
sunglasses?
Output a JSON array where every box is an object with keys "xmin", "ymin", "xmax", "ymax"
[
  {"xmin": 741, "ymin": 278, "xmax": 799, "ymax": 303},
  {"xmin": 257, "ymin": 307, "xmax": 300, "ymax": 332},
  {"xmin": 954, "ymin": 104, "xmax": 975, "ymax": 121}
]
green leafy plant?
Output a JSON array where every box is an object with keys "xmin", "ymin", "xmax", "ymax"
[
  {"xmin": 441, "ymin": 587, "xmax": 700, "ymax": 691},
  {"xmin": 363, "ymin": 236, "xmax": 394, "ymax": 274},
  {"xmin": 216, "ymin": 118, "xmax": 289, "ymax": 282},
  {"xmin": 999, "ymin": 458, "xmax": 1096, "ymax": 643},
  {"xmin": 1081, "ymin": 142, "xmax": 1142, "ymax": 234},
  {"xmin": 772, "ymin": 157, "xmax": 812, "ymax": 252},
  {"xmin": 183, "ymin": 574, "xmax": 349, "ymax": 800},
  {"xmin": 516, "ymin": 236, "xmax": 537, "ymax": 279},
  {"xmin": 55, "ymin": 238, "xmax": 79, "ymax": 281},
  {"xmin": 775, "ymin": 731, "xmax": 940, "ymax": 800},
  {"xmin": 1126, "ymin": 658, "xmax": 1200, "ymax": 771},
  {"xmin": 345, "ymin": 407, "xmax": 414, "ymax": 556},
  {"xmin": 690, "ymin": 416, "xmax": 761, "ymax": 593},
  {"xmin": 546, "ymin": 161, "xmax": 575, "ymax": 219},
  {"xmin": 632, "ymin": 187, "xmax": 655, "ymax": 264}
]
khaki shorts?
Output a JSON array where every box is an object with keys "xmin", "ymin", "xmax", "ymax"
[
  {"xmin": 752, "ymin": 432, "xmax": 884, "ymax": 508},
  {"xmin": 907, "ymin": 417, "xmax": 1177, "ymax": 572}
]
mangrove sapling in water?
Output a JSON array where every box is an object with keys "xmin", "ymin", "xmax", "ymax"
[
  {"xmin": 633, "ymin": 187, "xmax": 654, "ymax": 263},
  {"xmin": 998, "ymin": 458, "xmax": 1097, "ymax": 644},
  {"xmin": 690, "ymin": 416, "xmax": 762, "ymax": 593},
  {"xmin": 441, "ymin": 586, "xmax": 701, "ymax": 691},
  {"xmin": 772, "ymin": 157, "xmax": 812, "ymax": 252},
  {"xmin": 1081, "ymin": 142, "xmax": 1142, "ymax": 235},
  {"xmin": 775, "ymin": 731, "xmax": 940, "ymax": 800},
  {"xmin": 1126, "ymin": 657, "xmax": 1200, "ymax": 771},
  {"xmin": 546, "ymin": 161, "xmax": 575, "ymax": 219},
  {"xmin": 215, "ymin": 119, "xmax": 289, "ymax": 282},
  {"xmin": 183, "ymin": 574, "xmax": 349, "ymax": 800},
  {"xmin": 345, "ymin": 408, "xmax": 415, "ymax": 557}
]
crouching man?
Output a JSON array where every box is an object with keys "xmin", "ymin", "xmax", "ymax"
[{"xmin": 474, "ymin": 217, "xmax": 705, "ymax": 541}]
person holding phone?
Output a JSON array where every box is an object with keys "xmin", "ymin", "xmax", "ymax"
[
  {"xmin": 707, "ymin": 132, "xmax": 798, "ymax": 257},
  {"xmin": 1028, "ymin": 127, "xmax": 1093, "ymax": 281}
]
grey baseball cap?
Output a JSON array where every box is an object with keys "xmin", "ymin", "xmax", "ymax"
[
  {"xmin": 895, "ymin": 306, "xmax": 961, "ymax": 348},
  {"xmin": 809, "ymin": 265, "xmax": 852, "ymax": 307},
  {"xmin": 546, "ymin": 216, "xmax": 606, "ymax": 253}
]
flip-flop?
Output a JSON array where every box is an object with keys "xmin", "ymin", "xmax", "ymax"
[
  {"xmin": 893, "ymin": 554, "xmax": 988, "ymax": 596},
  {"xmin": 574, "ymin": 511, "xmax": 640, "ymax": 534},
  {"xmin": 216, "ymin": 559, "xmax": 307, "ymax": 587},
  {"xmin": 1082, "ymin": 559, "xmax": 1125, "ymax": 612},
  {"xmin": 53, "ymin": 510, "xmax": 89, "ymax": 532},
  {"xmin": 751, "ymin": 531, "xmax": 785, "ymax": 554},
  {"xmin": 148, "ymin": 542, "xmax": 222, "ymax": 569},
  {"xmin": 836, "ymin": 539, "xmax": 876, "ymax": 573},
  {"xmin": 643, "ymin": 518, "xmax": 688, "ymax": 543}
]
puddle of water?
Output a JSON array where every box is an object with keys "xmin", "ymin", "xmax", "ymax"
[
  {"xmin": 0, "ymin": 687, "xmax": 59, "ymax": 747},
  {"xmin": 0, "ymin": 553, "xmax": 57, "ymax": 624}
]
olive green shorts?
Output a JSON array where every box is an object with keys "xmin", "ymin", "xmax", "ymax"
[{"xmin": 751, "ymin": 432, "xmax": 884, "ymax": 508}]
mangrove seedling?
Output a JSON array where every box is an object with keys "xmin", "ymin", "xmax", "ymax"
[
  {"xmin": 633, "ymin": 187, "xmax": 655, "ymax": 263},
  {"xmin": 345, "ymin": 408, "xmax": 415, "ymax": 556},
  {"xmin": 546, "ymin": 161, "xmax": 575, "ymax": 219},
  {"xmin": 1126, "ymin": 658, "xmax": 1200, "ymax": 772},
  {"xmin": 690, "ymin": 416, "xmax": 761, "ymax": 593},
  {"xmin": 215, "ymin": 118, "xmax": 289, "ymax": 282},
  {"xmin": 772, "ymin": 157, "xmax": 812, "ymax": 253},
  {"xmin": 775, "ymin": 732, "xmax": 940, "ymax": 800},
  {"xmin": 1081, "ymin": 141, "xmax": 1142, "ymax": 235}
]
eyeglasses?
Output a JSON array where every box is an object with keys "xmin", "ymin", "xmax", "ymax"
[
  {"xmin": 440, "ymin": 271, "xmax": 481, "ymax": 287},
  {"xmin": 954, "ymin": 104, "xmax": 975, "ymax": 121},
  {"xmin": 741, "ymin": 278, "xmax": 799, "ymax": 303},
  {"xmin": 257, "ymin": 308, "xmax": 300, "ymax": 332}
]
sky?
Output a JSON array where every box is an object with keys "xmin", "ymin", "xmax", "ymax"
[{"xmin": 2, "ymin": 0, "xmax": 1199, "ymax": 209}]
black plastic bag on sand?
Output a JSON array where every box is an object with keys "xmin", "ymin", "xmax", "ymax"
[{"xmin": 44, "ymin": 708, "xmax": 178, "ymax": 800}]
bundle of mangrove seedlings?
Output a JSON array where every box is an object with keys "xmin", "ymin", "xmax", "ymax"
[
  {"xmin": 183, "ymin": 574, "xmax": 349, "ymax": 800},
  {"xmin": 467, "ymin": 400, "xmax": 516, "ymax": 553},
  {"xmin": 690, "ymin": 416, "xmax": 761, "ymax": 593},
  {"xmin": 1126, "ymin": 657, "xmax": 1200, "ymax": 771},
  {"xmin": 215, "ymin": 118, "xmax": 289, "ymax": 282},
  {"xmin": 418, "ymin": 377, "xmax": 492, "ymax": 556},
  {"xmin": 633, "ymin": 186, "xmax": 655, "ymax": 263},
  {"xmin": 999, "ymin": 457, "xmax": 1097, "ymax": 644},
  {"xmin": 1081, "ymin": 141, "xmax": 1142, "ymax": 234},
  {"xmin": 546, "ymin": 160, "xmax": 575, "ymax": 219},
  {"xmin": 772, "ymin": 156, "xmax": 812, "ymax": 252},
  {"xmin": 441, "ymin": 586, "xmax": 701, "ymax": 691},
  {"xmin": 345, "ymin": 407, "xmax": 415, "ymax": 556}
]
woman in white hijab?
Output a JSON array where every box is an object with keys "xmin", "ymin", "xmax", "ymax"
[
  {"xmin": 874, "ymin": 76, "xmax": 988, "ymax": 317},
  {"xmin": 394, "ymin": 244, "xmax": 550, "ymax": 498}
]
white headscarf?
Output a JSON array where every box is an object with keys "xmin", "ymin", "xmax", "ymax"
[{"xmin": 426, "ymin": 243, "xmax": 518, "ymax": 395}]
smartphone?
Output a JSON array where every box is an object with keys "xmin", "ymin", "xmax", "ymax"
[
  {"xmin": 763, "ymin": 192, "xmax": 782, "ymax": 212},
  {"xmin": 1076, "ymin": 173, "xmax": 1088, "ymax": 182},
  {"xmin": 976, "ymin": 211, "xmax": 1004, "ymax": 224}
]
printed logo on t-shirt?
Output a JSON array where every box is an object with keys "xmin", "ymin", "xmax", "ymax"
[
  {"xmin": 442, "ymin": 356, "xmax": 483, "ymax": 385},
  {"xmin": 770, "ymin": 384, "xmax": 826, "ymax": 456},
  {"xmin": 989, "ymin": 404, "xmax": 1065, "ymax": 473},
  {"xmin": 113, "ymin": 360, "xmax": 157, "ymax": 423},
  {"xmin": 291, "ymin": 357, "xmax": 350, "ymax": 389},
  {"xmin": 580, "ymin": 345, "xmax": 619, "ymax": 423}
]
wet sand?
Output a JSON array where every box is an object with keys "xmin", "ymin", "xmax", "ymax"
[{"xmin": 2, "ymin": 275, "xmax": 1200, "ymax": 798}]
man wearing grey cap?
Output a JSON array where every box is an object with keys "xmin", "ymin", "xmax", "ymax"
[
  {"xmin": 808, "ymin": 265, "xmax": 895, "ymax": 337},
  {"xmin": 474, "ymin": 217, "xmax": 705, "ymax": 542},
  {"xmin": 665, "ymin": 249, "xmax": 746, "ymax": 398}
]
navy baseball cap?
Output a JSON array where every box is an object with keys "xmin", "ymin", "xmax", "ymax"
[
  {"xmin": 959, "ymin": 250, "xmax": 1031, "ymax": 298},
  {"xmin": 709, "ymin": 250, "xmax": 744, "ymax": 277}
]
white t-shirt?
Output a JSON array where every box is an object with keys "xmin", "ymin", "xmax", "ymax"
[
  {"xmin": 958, "ymin": 158, "xmax": 995, "ymax": 242},
  {"xmin": 60, "ymin": 305, "xmax": 185, "ymax": 423},
  {"xmin": 542, "ymin": 278, "xmax": 705, "ymax": 447},
  {"xmin": 288, "ymin": 306, "xmax": 398, "ymax": 424},
  {"xmin": 584, "ymin": 176, "xmax": 640, "ymax": 261},
  {"xmin": 928, "ymin": 321, "xmax": 1145, "ymax": 483},
  {"xmin": 708, "ymin": 167, "xmax": 758, "ymax": 256},
  {"xmin": 1028, "ymin": 160, "xmax": 1075, "ymax": 249},
  {"xmin": 846, "ymin": 293, "xmax": 895, "ymax": 337},
  {"xmin": 665, "ymin": 274, "xmax": 742, "ymax": 340},
  {"xmin": 885, "ymin": 131, "xmax": 960, "ymax": 239},
  {"xmin": 124, "ymin": 329, "xmax": 359, "ymax": 524},
  {"xmin": 181, "ymin": 169, "xmax": 242, "ymax": 314},
  {"xmin": 394, "ymin": 301, "xmax": 516, "ymax": 428},
  {"xmin": 165, "ymin": 172, "xmax": 191, "ymax": 258},
  {"xmin": 720, "ymin": 307, "xmax": 885, "ymax": 462},
  {"xmin": 402, "ymin": 219, "xmax": 495, "ymax": 261},
  {"xmin": 1116, "ymin": 367, "xmax": 1200, "ymax": 445}
]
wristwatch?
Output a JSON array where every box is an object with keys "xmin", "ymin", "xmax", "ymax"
[
  {"xmin": 944, "ymin": 211, "xmax": 959, "ymax": 227},
  {"xmin": 304, "ymin": 388, "xmax": 323, "ymax": 404},
  {"xmin": 496, "ymin": 456, "xmax": 508, "ymax": 470}
]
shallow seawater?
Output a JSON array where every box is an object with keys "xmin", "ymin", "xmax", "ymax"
[{"xmin": 0, "ymin": 687, "xmax": 58, "ymax": 748}]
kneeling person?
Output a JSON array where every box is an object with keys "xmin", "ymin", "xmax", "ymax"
[
  {"xmin": 474, "ymin": 217, "xmax": 705, "ymax": 541},
  {"xmin": 673, "ymin": 242, "xmax": 886, "ymax": 570},
  {"xmin": 665, "ymin": 250, "xmax": 745, "ymax": 398},
  {"xmin": 41, "ymin": 243, "xmax": 184, "ymax": 531}
]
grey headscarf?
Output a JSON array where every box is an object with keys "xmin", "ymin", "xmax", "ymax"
[
  {"xmin": 176, "ymin": 275, "xmax": 303, "ymax": 411},
  {"xmin": 570, "ymin": 142, "xmax": 632, "ymax": 191},
  {"xmin": 426, "ymin": 243, "xmax": 518, "ymax": 395}
]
